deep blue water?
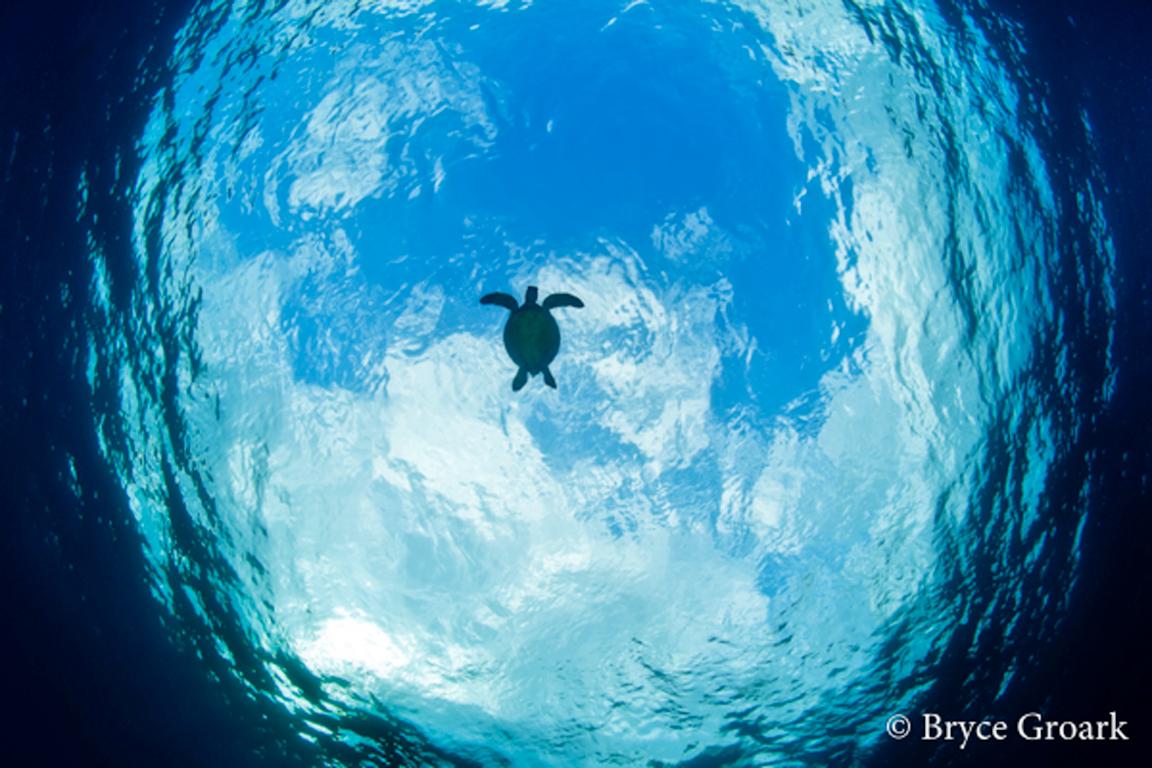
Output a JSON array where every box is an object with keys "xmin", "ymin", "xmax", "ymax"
[{"xmin": 1, "ymin": 1, "xmax": 1149, "ymax": 766}]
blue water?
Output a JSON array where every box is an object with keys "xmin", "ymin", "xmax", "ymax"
[{"xmin": 2, "ymin": 0, "xmax": 1146, "ymax": 766}]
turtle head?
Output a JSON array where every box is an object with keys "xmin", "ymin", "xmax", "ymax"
[{"xmin": 524, "ymin": 286, "xmax": 539, "ymax": 306}]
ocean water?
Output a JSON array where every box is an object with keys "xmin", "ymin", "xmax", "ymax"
[{"xmin": 1, "ymin": 0, "xmax": 1146, "ymax": 766}]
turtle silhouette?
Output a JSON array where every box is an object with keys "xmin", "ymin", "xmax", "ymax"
[{"xmin": 480, "ymin": 285, "xmax": 584, "ymax": 391}]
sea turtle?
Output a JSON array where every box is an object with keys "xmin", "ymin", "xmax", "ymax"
[{"xmin": 480, "ymin": 285, "xmax": 584, "ymax": 391}]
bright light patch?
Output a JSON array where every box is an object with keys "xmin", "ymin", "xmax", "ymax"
[{"xmin": 299, "ymin": 615, "xmax": 413, "ymax": 678}]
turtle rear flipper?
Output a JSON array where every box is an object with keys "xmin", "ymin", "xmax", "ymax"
[
  {"xmin": 512, "ymin": 368, "xmax": 529, "ymax": 391},
  {"xmin": 542, "ymin": 293, "xmax": 584, "ymax": 310},
  {"xmin": 542, "ymin": 367, "xmax": 557, "ymax": 389},
  {"xmin": 481, "ymin": 292, "xmax": 519, "ymax": 311}
]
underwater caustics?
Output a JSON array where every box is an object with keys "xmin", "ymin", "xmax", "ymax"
[{"xmin": 76, "ymin": 0, "xmax": 1119, "ymax": 765}]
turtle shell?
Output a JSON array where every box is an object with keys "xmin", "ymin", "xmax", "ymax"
[{"xmin": 504, "ymin": 305, "xmax": 561, "ymax": 373}]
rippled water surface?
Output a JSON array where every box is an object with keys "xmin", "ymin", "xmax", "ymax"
[{"xmin": 80, "ymin": 0, "xmax": 1116, "ymax": 764}]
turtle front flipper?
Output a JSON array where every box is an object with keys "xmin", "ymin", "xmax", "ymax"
[
  {"xmin": 542, "ymin": 293, "xmax": 584, "ymax": 310},
  {"xmin": 512, "ymin": 367, "xmax": 529, "ymax": 391},
  {"xmin": 481, "ymin": 292, "xmax": 519, "ymax": 311},
  {"xmin": 542, "ymin": 367, "xmax": 557, "ymax": 389}
]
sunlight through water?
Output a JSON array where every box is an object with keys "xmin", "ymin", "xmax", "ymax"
[{"xmin": 84, "ymin": 0, "xmax": 1116, "ymax": 764}]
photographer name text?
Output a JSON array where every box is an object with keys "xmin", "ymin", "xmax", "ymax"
[{"xmin": 884, "ymin": 711, "xmax": 1129, "ymax": 749}]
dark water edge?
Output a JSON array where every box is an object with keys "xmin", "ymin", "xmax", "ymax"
[
  {"xmin": 0, "ymin": 3, "xmax": 315, "ymax": 766},
  {"xmin": 1, "ymin": 1, "xmax": 1149, "ymax": 766},
  {"xmin": 872, "ymin": 2, "xmax": 1152, "ymax": 766}
]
